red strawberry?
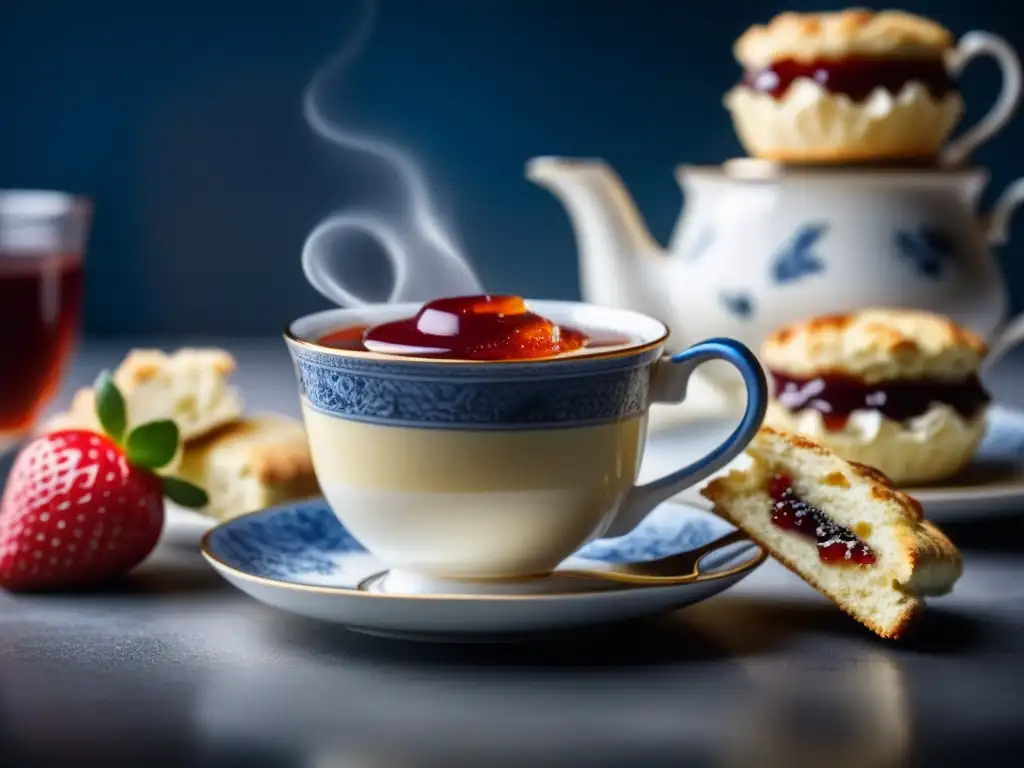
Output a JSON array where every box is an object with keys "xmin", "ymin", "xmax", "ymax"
[{"xmin": 0, "ymin": 370, "xmax": 208, "ymax": 591}]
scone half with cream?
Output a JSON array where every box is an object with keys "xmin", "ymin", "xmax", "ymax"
[
  {"xmin": 762, "ymin": 309, "xmax": 989, "ymax": 486},
  {"xmin": 702, "ymin": 427, "xmax": 962, "ymax": 638},
  {"xmin": 724, "ymin": 9, "xmax": 964, "ymax": 163}
]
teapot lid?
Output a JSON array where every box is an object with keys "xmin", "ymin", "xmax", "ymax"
[{"xmin": 710, "ymin": 157, "xmax": 988, "ymax": 182}]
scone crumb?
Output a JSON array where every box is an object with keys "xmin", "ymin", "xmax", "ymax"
[
  {"xmin": 119, "ymin": 350, "xmax": 166, "ymax": 384},
  {"xmin": 849, "ymin": 461, "xmax": 893, "ymax": 486},
  {"xmin": 806, "ymin": 314, "xmax": 854, "ymax": 334},
  {"xmin": 822, "ymin": 471, "xmax": 850, "ymax": 488}
]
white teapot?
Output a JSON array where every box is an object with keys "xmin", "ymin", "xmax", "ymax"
[{"xmin": 526, "ymin": 156, "xmax": 1024, "ymax": 394}]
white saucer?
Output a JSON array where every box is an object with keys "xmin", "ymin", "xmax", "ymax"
[
  {"xmin": 201, "ymin": 499, "xmax": 765, "ymax": 640},
  {"xmin": 642, "ymin": 403, "xmax": 1024, "ymax": 522}
]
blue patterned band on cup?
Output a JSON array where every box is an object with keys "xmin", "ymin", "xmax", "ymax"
[{"xmin": 288, "ymin": 343, "xmax": 662, "ymax": 430}]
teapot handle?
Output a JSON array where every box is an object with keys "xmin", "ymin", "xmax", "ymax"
[
  {"xmin": 942, "ymin": 32, "xmax": 1023, "ymax": 166},
  {"xmin": 301, "ymin": 212, "xmax": 484, "ymax": 308},
  {"xmin": 981, "ymin": 178, "xmax": 1024, "ymax": 367}
]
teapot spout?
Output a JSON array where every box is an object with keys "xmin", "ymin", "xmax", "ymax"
[{"xmin": 527, "ymin": 157, "xmax": 662, "ymax": 313}]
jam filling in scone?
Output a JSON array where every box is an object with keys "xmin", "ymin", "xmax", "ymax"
[
  {"xmin": 770, "ymin": 369, "xmax": 990, "ymax": 431},
  {"xmin": 762, "ymin": 309, "xmax": 990, "ymax": 486},
  {"xmin": 742, "ymin": 56, "xmax": 954, "ymax": 104},
  {"xmin": 724, "ymin": 9, "xmax": 964, "ymax": 163},
  {"xmin": 767, "ymin": 472, "xmax": 875, "ymax": 565}
]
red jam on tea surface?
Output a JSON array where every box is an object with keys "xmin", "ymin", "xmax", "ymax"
[
  {"xmin": 742, "ymin": 56, "xmax": 954, "ymax": 103},
  {"xmin": 768, "ymin": 473, "xmax": 876, "ymax": 566},
  {"xmin": 317, "ymin": 295, "xmax": 630, "ymax": 362},
  {"xmin": 770, "ymin": 370, "xmax": 990, "ymax": 431}
]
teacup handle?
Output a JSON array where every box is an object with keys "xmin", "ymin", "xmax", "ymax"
[
  {"xmin": 942, "ymin": 31, "xmax": 1023, "ymax": 167},
  {"xmin": 601, "ymin": 338, "xmax": 767, "ymax": 539},
  {"xmin": 301, "ymin": 212, "xmax": 484, "ymax": 308}
]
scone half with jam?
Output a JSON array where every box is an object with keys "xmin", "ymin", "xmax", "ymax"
[
  {"xmin": 762, "ymin": 308, "xmax": 990, "ymax": 486},
  {"xmin": 702, "ymin": 427, "xmax": 963, "ymax": 639}
]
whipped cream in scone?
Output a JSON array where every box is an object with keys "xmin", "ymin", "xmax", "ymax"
[
  {"xmin": 725, "ymin": 9, "xmax": 964, "ymax": 162},
  {"xmin": 761, "ymin": 309, "xmax": 990, "ymax": 485}
]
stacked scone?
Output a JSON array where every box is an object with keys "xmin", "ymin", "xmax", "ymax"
[
  {"xmin": 46, "ymin": 349, "xmax": 320, "ymax": 521},
  {"xmin": 724, "ymin": 9, "xmax": 964, "ymax": 163},
  {"xmin": 703, "ymin": 427, "xmax": 962, "ymax": 638},
  {"xmin": 761, "ymin": 309, "xmax": 990, "ymax": 486}
]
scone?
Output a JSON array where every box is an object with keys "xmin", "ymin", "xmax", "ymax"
[
  {"xmin": 176, "ymin": 414, "xmax": 320, "ymax": 521},
  {"xmin": 702, "ymin": 427, "xmax": 963, "ymax": 638},
  {"xmin": 762, "ymin": 309, "xmax": 989, "ymax": 485},
  {"xmin": 45, "ymin": 348, "xmax": 244, "ymax": 442},
  {"xmin": 724, "ymin": 9, "xmax": 964, "ymax": 163}
]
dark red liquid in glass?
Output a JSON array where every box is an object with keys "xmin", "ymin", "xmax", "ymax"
[
  {"xmin": 0, "ymin": 253, "xmax": 83, "ymax": 435},
  {"xmin": 770, "ymin": 369, "xmax": 990, "ymax": 430},
  {"xmin": 742, "ymin": 56, "xmax": 954, "ymax": 102},
  {"xmin": 768, "ymin": 474, "xmax": 876, "ymax": 566},
  {"xmin": 319, "ymin": 295, "xmax": 631, "ymax": 361}
]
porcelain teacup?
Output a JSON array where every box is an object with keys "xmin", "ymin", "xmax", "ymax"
[{"xmin": 285, "ymin": 300, "xmax": 767, "ymax": 587}]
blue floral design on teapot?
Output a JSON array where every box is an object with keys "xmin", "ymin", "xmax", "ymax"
[
  {"xmin": 770, "ymin": 223, "xmax": 828, "ymax": 284},
  {"xmin": 720, "ymin": 291, "xmax": 754, "ymax": 319},
  {"xmin": 895, "ymin": 226, "xmax": 954, "ymax": 280}
]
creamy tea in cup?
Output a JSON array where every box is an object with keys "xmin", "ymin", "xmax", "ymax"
[{"xmin": 285, "ymin": 295, "xmax": 767, "ymax": 582}]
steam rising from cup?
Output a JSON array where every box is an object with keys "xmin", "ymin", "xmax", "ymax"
[{"xmin": 301, "ymin": 0, "xmax": 484, "ymax": 308}]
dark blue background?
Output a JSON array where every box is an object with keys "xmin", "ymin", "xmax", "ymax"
[{"xmin": 2, "ymin": 0, "xmax": 1021, "ymax": 335}]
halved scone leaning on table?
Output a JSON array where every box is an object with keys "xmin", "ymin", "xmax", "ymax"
[
  {"xmin": 762, "ymin": 308, "xmax": 990, "ymax": 486},
  {"xmin": 702, "ymin": 427, "xmax": 963, "ymax": 639}
]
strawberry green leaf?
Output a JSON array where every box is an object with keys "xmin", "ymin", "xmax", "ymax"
[
  {"xmin": 125, "ymin": 420, "xmax": 180, "ymax": 469},
  {"xmin": 162, "ymin": 476, "xmax": 209, "ymax": 508},
  {"xmin": 93, "ymin": 370, "xmax": 127, "ymax": 443}
]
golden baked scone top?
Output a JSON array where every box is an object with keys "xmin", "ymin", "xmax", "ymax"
[
  {"xmin": 735, "ymin": 9, "xmax": 954, "ymax": 69},
  {"xmin": 762, "ymin": 309, "xmax": 987, "ymax": 381}
]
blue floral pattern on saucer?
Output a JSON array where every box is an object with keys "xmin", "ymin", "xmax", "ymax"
[{"xmin": 205, "ymin": 500, "xmax": 730, "ymax": 584}]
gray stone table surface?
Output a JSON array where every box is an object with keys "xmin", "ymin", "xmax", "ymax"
[{"xmin": 2, "ymin": 338, "xmax": 1024, "ymax": 767}]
